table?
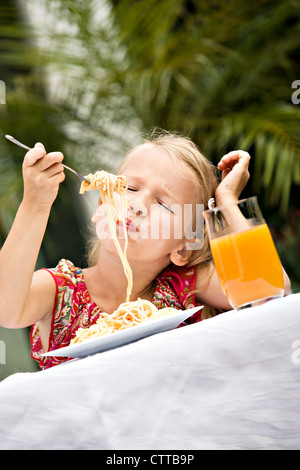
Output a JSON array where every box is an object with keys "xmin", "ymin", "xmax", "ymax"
[{"xmin": 0, "ymin": 294, "xmax": 300, "ymax": 450}]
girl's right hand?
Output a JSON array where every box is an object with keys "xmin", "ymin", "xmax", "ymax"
[{"xmin": 22, "ymin": 143, "xmax": 65, "ymax": 209}]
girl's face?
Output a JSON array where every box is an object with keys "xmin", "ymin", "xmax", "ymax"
[{"xmin": 94, "ymin": 143, "xmax": 199, "ymax": 270}]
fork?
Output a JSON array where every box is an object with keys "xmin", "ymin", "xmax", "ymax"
[{"xmin": 5, "ymin": 134, "xmax": 90, "ymax": 183}]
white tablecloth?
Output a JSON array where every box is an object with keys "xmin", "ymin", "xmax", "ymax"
[{"xmin": 0, "ymin": 294, "xmax": 300, "ymax": 450}]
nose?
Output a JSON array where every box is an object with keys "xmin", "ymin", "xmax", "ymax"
[{"xmin": 129, "ymin": 205, "xmax": 143, "ymax": 217}]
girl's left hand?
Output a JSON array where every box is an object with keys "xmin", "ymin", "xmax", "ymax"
[{"xmin": 215, "ymin": 150, "xmax": 250, "ymax": 205}]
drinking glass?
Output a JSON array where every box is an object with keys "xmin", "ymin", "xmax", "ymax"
[{"xmin": 203, "ymin": 197, "xmax": 284, "ymax": 309}]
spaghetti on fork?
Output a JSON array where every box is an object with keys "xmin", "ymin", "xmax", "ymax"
[{"xmin": 79, "ymin": 170, "xmax": 127, "ymax": 195}]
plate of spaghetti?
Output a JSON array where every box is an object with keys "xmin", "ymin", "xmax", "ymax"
[{"xmin": 42, "ymin": 299, "xmax": 203, "ymax": 358}]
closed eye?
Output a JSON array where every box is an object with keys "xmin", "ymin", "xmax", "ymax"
[
  {"xmin": 158, "ymin": 200, "xmax": 174, "ymax": 213},
  {"xmin": 127, "ymin": 187, "xmax": 173, "ymax": 213}
]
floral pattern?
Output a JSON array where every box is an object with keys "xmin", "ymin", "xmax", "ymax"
[{"xmin": 31, "ymin": 259, "xmax": 202, "ymax": 370}]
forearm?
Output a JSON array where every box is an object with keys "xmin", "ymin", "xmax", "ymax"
[
  {"xmin": 0, "ymin": 200, "xmax": 50, "ymax": 327},
  {"xmin": 0, "ymin": 143, "xmax": 65, "ymax": 328}
]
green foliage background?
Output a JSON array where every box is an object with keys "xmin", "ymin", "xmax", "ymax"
[{"xmin": 0, "ymin": 0, "xmax": 299, "ymax": 379}]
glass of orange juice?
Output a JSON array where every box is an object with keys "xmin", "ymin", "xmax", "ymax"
[{"xmin": 203, "ymin": 197, "xmax": 284, "ymax": 309}]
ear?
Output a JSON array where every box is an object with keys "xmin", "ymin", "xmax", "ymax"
[{"xmin": 170, "ymin": 244, "xmax": 191, "ymax": 266}]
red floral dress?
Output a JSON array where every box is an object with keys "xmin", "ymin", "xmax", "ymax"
[{"xmin": 31, "ymin": 259, "xmax": 202, "ymax": 370}]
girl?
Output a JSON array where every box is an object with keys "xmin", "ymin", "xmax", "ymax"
[{"xmin": 0, "ymin": 131, "xmax": 290, "ymax": 369}]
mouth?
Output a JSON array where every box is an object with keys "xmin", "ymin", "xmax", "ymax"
[
  {"xmin": 117, "ymin": 218, "xmax": 138, "ymax": 233},
  {"xmin": 126, "ymin": 218, "xmax": 138, "ymax": 232}
]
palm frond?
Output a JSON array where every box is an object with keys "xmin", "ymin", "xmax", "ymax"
[{"xmin": 108, "ymin": 0, "xmax": 300, "ymax": 213}]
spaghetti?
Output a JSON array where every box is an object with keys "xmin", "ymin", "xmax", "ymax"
[
  {"xmin": 71, "ymin": 298, "xmax": 180, "ymax": 344},
  {"xmin": 79, "ymin": 170, "xmax": 132, "ymax": 302},
  {"xmin": 79, "ymin": 170, "xmax": 127, "ymax": 196}
]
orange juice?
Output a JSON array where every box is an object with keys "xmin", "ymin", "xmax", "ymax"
[{"xmin": 210, "ymin": 223, "xmax": 284, "ymax": 308}]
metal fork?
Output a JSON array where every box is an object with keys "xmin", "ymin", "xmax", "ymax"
[{"xmin": 5, "ymin": 134, "xmax": 90, "ymax": 183}]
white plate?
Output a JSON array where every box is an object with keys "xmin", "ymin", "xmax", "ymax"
[{"xmin": 42, "ymin": 306, "xmax": 203, "ymax": 358}]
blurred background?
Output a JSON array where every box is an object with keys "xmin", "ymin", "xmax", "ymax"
[{"xmin": 0, "ymin": 0, "xmax": 299, "ymax": 380}]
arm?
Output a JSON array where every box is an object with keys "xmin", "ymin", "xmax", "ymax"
[
  {"xmin": 194, "ymin": 263, "xmax": 232, "ymax": 311},
  {"xmin": 200, "ymin": 150, "xmax": 291, "ymax": 306},
  {"xmin": 216, "ymin": 150, "xmax": 291, "ymax": 294},
  {"xmin": 0, "ymin": 143, "xmax": 65, "ymax": 330}
]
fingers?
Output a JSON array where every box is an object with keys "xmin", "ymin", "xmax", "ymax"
[
  {"xmin": 23, "ymin": 143, "xmax": 64, "ymax": 174},
  {"xmin": 217, "ymin": 150, "xmax": 250, "ymax": 171},
  {"xmin": 21, "ymin": 143, "xmax": 66, "ymax": 208},
  {"xmin": 23, "ymin": 143, "xmax": 64, "ymax": 170},
  {"xmin": 23, "ymin": 143, "xmax": 46, "ymax": 167},
  {"xmin": 214, "ymin": 150, "xmax": 251, "ymax": 206},
  {"xmin": 44, "ymin": 162, "xmax": 65, "ymax": 181},
  {"xmin": 39, "ymin": 152, "xmax": 64, "ymax": 174}
]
